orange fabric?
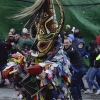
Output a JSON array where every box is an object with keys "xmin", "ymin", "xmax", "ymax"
[{"xmin": 45, "ymin": 64, "xmax": 49, "ymax": 69}]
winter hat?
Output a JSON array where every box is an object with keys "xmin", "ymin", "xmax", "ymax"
[
  {"xmin": 68, "ymin": 34, "xmax": 75, "ymax": 41},
  {"xmin": 10, "ymin": 28, "xmax": 16, "ymax": 34},
  {"xmin": 9, "ymin": 28, "xmax": 15, "ymax": 36}
]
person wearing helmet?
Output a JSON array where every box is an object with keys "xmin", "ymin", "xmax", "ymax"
[
  {"xmin": 22, "ymin": 28, "xmax": 34, "ymax": 40},
  {"xmin": 21, "ymin": 28, "xmax": 35, "ymax": 50},
  {"xmin": 11, "ymin": 31, "xmax": 34, "ymax": 52}
]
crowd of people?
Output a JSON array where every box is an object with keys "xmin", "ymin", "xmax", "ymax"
[
  {"xmin": 0, "ymin": 25, "xmax": 100, "ymax": 100},
  {"xmin": 0, "ymin": 28, "xmax": 35, "ymax": 87},
  {"xmin": 62, "ymin": 25, "xmax": 100, "ymax": 98}
]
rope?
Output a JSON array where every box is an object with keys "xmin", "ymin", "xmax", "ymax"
[{"xmin": 15, "ymin": 0, "xmax": 100, "ymax": 7}]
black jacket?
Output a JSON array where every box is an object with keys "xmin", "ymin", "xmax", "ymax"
[
  {"xmin": 89, "ymin": 49, "xmax": 100, "ymax": 67},
  {"xmin": 0, "ymin": 40, "xmax": 8, "ymax": 69},
  {"xmin": 94, "ymin": 60, "xmax": 100, "ymax": 68},
  {"xmin": 64, "ymin": 45, "xmax": 85, "ymax": 69}
]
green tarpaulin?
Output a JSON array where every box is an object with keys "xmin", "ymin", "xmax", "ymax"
[
  {"xmin": 0, "ymin": 0, "xmax": 100, "ymax": 45},
  {"xmin": 0, "ymin": 0, "xmax": 31, "ymax": 40}
]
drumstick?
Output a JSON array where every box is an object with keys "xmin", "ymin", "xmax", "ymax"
[
  {"xmin": 3, "ymin": 66, "xmax": 11, "ymax": 71},
  {"xmin": 9, "ymin": 69, "xmax": 19, "ymax": 75}
]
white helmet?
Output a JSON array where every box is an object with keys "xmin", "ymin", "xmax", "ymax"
[{"xmin": 22, "ymin": 28, "xmax": 28, "ymax": 34}]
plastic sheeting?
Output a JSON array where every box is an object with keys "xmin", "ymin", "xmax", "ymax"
[
  {"xmin": 56, "ymin": 0, "xmax": 100, "ymax": 45},
  {"xmin": 0, "ymin": 0, "xmax": 100, "ymax": 45},
  {"xmin": 0, "ymin": 0, "xmax": 31, "ymax": 40}
]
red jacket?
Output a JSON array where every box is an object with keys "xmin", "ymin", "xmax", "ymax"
[{"xmin": 96, "ymin": 35, "xmax": 100, "ymax": 45}]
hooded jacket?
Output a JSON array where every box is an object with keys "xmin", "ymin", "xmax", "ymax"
[{"xmin": 77, "ymin": 39, "xmax": 88, "ymax": 57}]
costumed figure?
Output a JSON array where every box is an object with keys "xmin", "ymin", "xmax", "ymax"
[{"xmin": 2, "ymin": 0, "xmax": 72, "ymax": 100}]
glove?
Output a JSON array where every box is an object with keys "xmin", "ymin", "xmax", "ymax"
[
  {"xmin": 85, "ymin": 55, "xmax": 88, "ymax": 58},
  {"xmin": 96, "ymin": 54, "xmax": 100, "ymax": 60}
]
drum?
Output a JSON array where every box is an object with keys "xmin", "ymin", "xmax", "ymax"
[{"xmin": 20, "ymin": 74, "xmax": 40, "ymax": 97}]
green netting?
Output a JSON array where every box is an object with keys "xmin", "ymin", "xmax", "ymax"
[
  {"xmin": 0, "ymin": 0, "xmax": 100, "ymax": 45},
  {"xmin": 0, "ymin": 0, "xmax": 31, "ymax": 40},
  {"xmin": 55, "ymin": 0, "xmax": 100, "ymax": 45}
]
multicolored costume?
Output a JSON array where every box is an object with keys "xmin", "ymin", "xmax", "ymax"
[
  {"xmin": 14, "ymin": 0, "xmax": 64, "ymax": 58},
  {"xmin": 2, "ymin": 0, "xmax": 72, "ymax": 100}
]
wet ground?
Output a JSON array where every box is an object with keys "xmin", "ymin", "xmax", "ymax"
[
  {"xmin": 0, "ymin": 75, "xmax": 100, "ymax": 100},
  {"xmin": 0, "ymin": 85, "xmax": 100, "ymax": 100}
]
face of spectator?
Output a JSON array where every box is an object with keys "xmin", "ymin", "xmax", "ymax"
[
  {"xmin": 22, "ymin": 34, "xmax": 30, "ymax": 39},
  {"xmin": 74, "ymin": 29, "xmax": 79, "ymax": 33},
  {"xmin": 22, "ymin": 35, "xmax": 27, "ymax": 39},
  {"xmin": 14, "ymin": 34, "xmax": 20, "ymax": 41},
  {"xmin": 9, "ymin": 36, "xmax": 14, "ymax": 40},
  {"xmin": 64, "ymin": 39, "xmax": 72, "ymax": 49},
  {"xmin": 78, "ymin": 43, "xmax": 84, "ymax": 48}
]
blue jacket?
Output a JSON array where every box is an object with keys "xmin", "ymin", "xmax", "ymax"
[{"xmin": 77, "ymin": 39, "xmax": 89, "ymax": 58}]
